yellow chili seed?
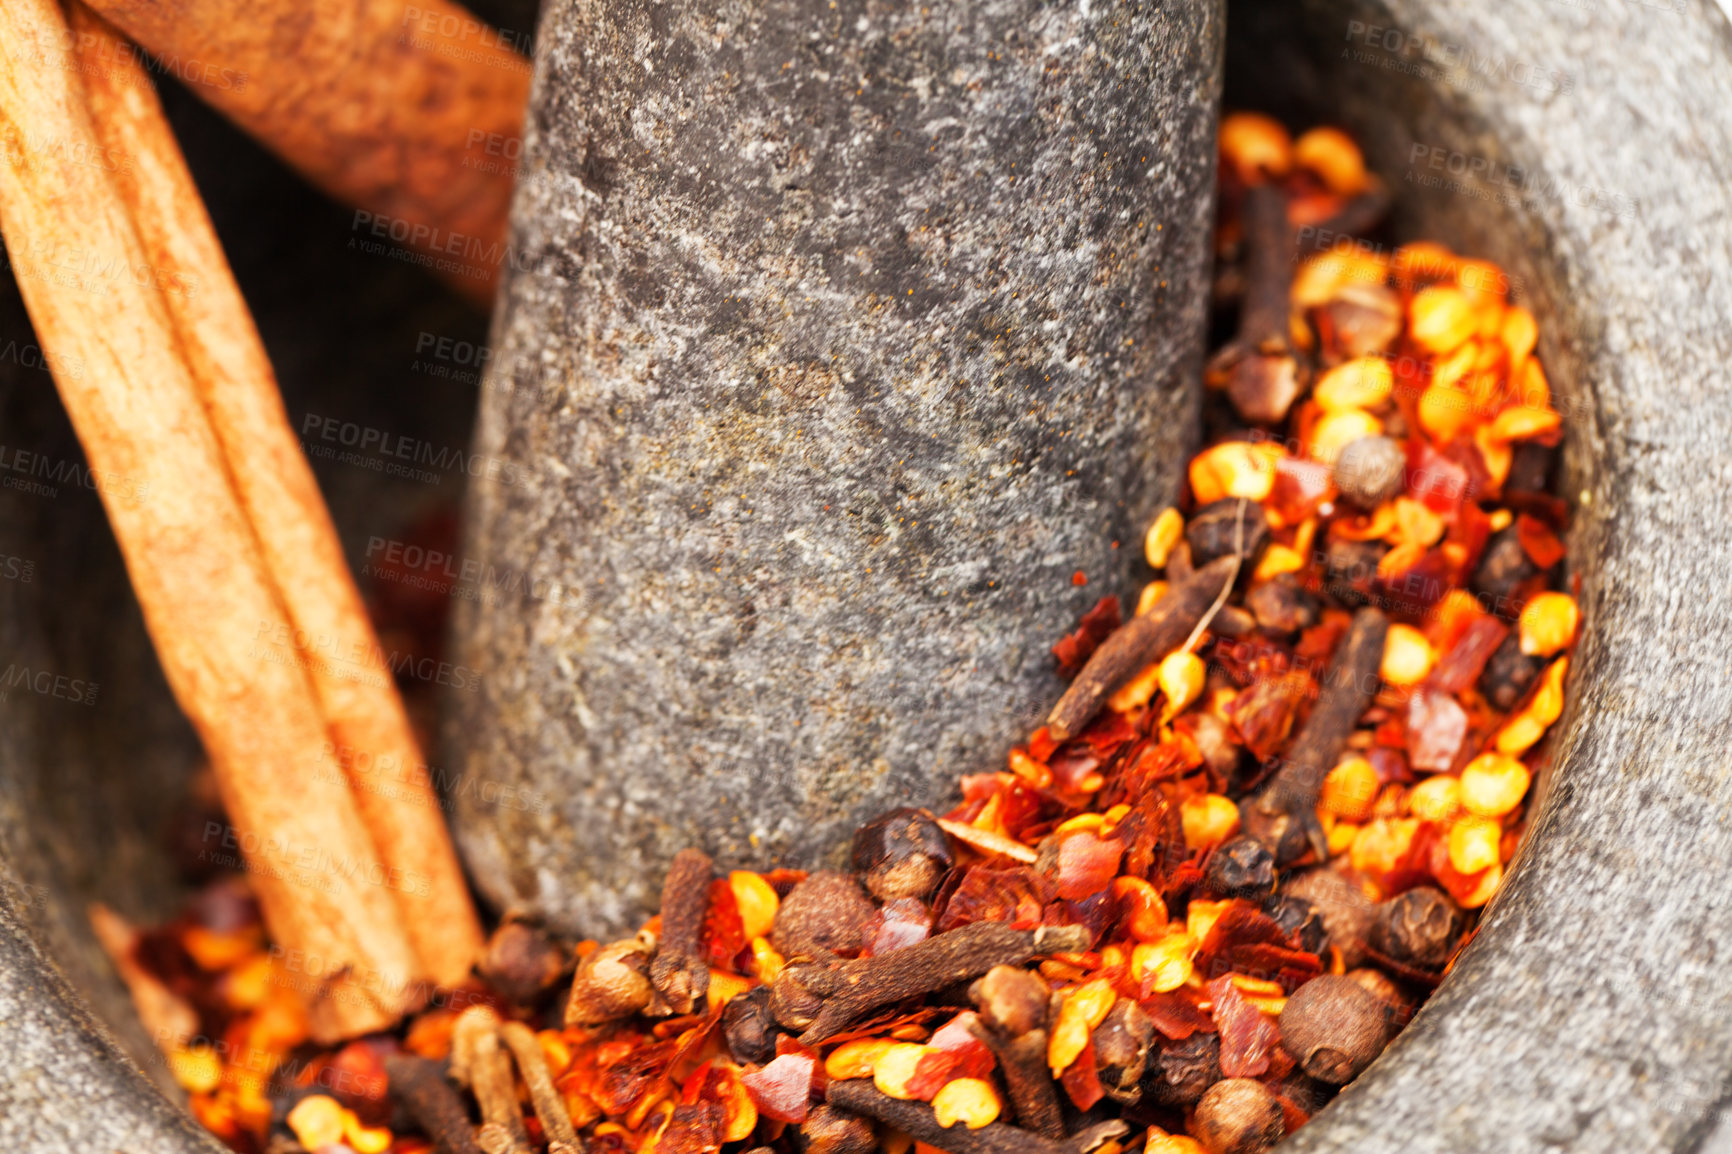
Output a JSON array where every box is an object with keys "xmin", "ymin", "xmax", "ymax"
[
  {"xmin": 1458, "ymin": 753, "xmax": 1531, "ymax": 818},
  {"xmin": 706, "ymin": 968, "xmax": 756, "ymax": 1010},
  {"xmin": 1252, "ymin": 544, "xmax": 1305, "ymax": 583},
  {"xmin": 874, "ymin": 1043, "xmax": 936, "ymax": 1100},
  {"xmin": 168, "ymin": 1045, "xmax": 222, "ymax": 1094},
  {"xmin": 1131, "ymin": 934, "xmax": 1196, "ymax": 995},
  {"xmin": 1313, "ymin": 356, "xmax": 1393, "ymax": 412},
  {"xmin": 1349, "ymin": 818, "xmax": 1420, "ymax": 880},
  {"xmin": 1319, "ymin": 756, "xmax": 1379, "ymax": 823},
  {"xmin": 1180, "ymin": 793, "xmax": 1241, "ymax": 851},
  {"xmin": 827, "ymin": 1038, "xmax": 898, "ymax": 1081},
  {"xmin": 1327, "ymin": 820, "xmax": 1360, "ymax": 857},
  {"xmin": 730, "ymin": 871, "xmax": 780, "ymax": 941},
  {"xmin": 1144, "ymin": 507, "xmax": 1184, "ymax": 569},
  {"xmin": 1494, "ymin": 657, "xmax": 1567, "ymax": 756},
  {"xmin": 1047, "ymin": 979, "xmax": 1117, "ymax": 1074},
  {"xmin": 1456, "ymin": 861, "xmax": 1504, "ymax": 909},
  {"xmin": 1108, "ymin": 660, "xmax": 1164, "ymax": 713},
  {"xmin": 1190, "ymin": 441, "xmax": 1280, "ymax": 504},
  {"xmin": 1294, "ymin": 126, "xmax": 1367, "ymax": 194},
  {"xmin": 1112, "ymin": 876, "xmax": 1168, "ymax": 942},
  {"xmin": 1310, "ymin": 408, "xmax": 1383, "ymax": 466},
  {"xmin": 344, "ymin": 1114, "xmax": 395, "ymax": 1154},
  {"xmin": 1219, "ymin": 111, "xmax": 1292, "ymax": 182},
  {"xmin": 1379, "ymin": 624, "xmax": 1435, "ymax": 687},
  {"xmin": 932, "ymin": 1078, "xmax": 1003, "ymax": 1129},
  {"xmin": 1407, "ymin": 774, "xmax": 1462, "ymax": 824},
  {"xmin": 1136, "ymin": 579, "xmax": 1170, "ymax": 616},
  {"xmin": 1146, "ymin": 1130, "xmax": 1210, "ymax": 1154},
  {"xmin": 1489, "ymin": 404, "xmax": 1562, "ymax": 444},
  {"xmin": 1416, "ymin": 382, "xmax": 1476, "ymax": 444},
  {"xmin": 1186, "ymin": 899, "xmax": 1233, "ymax": 943},
  {"xmin": 750, "ymin": 936, "xmax": 784, "ymax": 983},
  {"xmin": 286, "ymin": 1096, "xmax": 346, "ymax": 1152},
  {"xmin": 1409, "ymin": 286, "xmax": 1478, "ymax": 354},
  {"xmin": 1009, "ymin": 748, "xmax": 1053, "ymax": 788},
  {"xmin": 1448, "ymin": 815, "xmax": 1503, "ymax": 876},
  {"xmin": 1519, "ymin": 592, "xmax": 1579, "ymax": 657},
  {"xmin": 1158, "ymin": 650, "xmax": 1206, "ymax": 719}
]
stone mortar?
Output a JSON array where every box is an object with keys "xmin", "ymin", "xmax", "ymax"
[
  {"xmin": 452, "ymin": 0, "xmax": 1226, "ymax": 938},
  {"xmin": 2, "ymin": 0, "xmax": 1732, "ymax": 1150}
]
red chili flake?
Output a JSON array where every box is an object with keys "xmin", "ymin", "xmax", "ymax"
[
  {"xmin": 324, "ymin": 1039, "xmax": 392, "ymax": 1122},
  {"xmin": 1052, "ymin": 596, "xmax": 1122, "ymax": 678},
  {"xmin": 1408, "ymin": 440, "xmax": 1470, "ymax": 518},
  {"xmin": 1029, "ymin": 726, "xmax": 1059, "ymax": 762},
  {"xmin": 702, "ymin": 878, "xmax": 746, "ymax": 969},
  {"xmin": 928, "ymin": 1012, "xmax": 997, "ymax": 1079},
  {"xmin": 1225, "ymin": 671, "xmax": 1315, "ymax": 761},
  {"xmin": 1207, "ymin": 977, "xmax": 1280, "ymax": 1079},
  {"xmin": 1072, "ymin": 570, "xmax": 1088, "ymax": 586},
  {"xmin": 1367, "ymin": 746, "xmax": 1414, "ymax": 785},
  {"xmin": 656, "ymin": 1103, "xmax": 725, "ymax": 1154},
  {"xmin": 1428, "ymin": 616, "xmax": 1509, "ymax": 694},
  {"xmin": 1516, "ymin": 513, "xmax": 1566, "ymax": 569},
  {"xmin": 1266, "ymin": 455, "xmax": 1334, "ymax": 525},
  {"xmin": 740, "ymin": 1053, "xmax": 814, "ymax": 1123},
  {"xmin": 908, "ymin": 1048, "xmax": 964, "ymax": 1100},
  {"xmin": 1059, "ymin": 1039, "xmax": 1105, "ymax": 1110},
  {"xmin": 936, "ymin": 866, "xmax": 1052, "ymax": 932},
  {"xmin": 1139, "ymin": 990, "xmax": 1218, "ymax": 1040},
  {"xmin": 1405, "ymin": 686, "xmax": 1468, "ymax": 773},
  {"xmin": 1053, "ymin": 831, "xmax": 1124, "ymax": 901}
]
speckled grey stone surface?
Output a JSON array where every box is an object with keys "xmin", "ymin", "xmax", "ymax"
[{"xmin": 452, "ymin": 0, "xmax": 1227, "ymax": 937}]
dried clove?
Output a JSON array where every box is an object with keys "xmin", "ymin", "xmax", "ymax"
[
  {"xmin": 478, "ymin": 919, "xmax": 570, "ymax": 1007},
  {"xmin": 966, "ymin": 1022, "xmax": 1065, "ymax": 1139},
  {"xmin": 1320, "ymin": 537, "xmax": 1388, "ymax": 608},
  {"xmin": 649, "ymin": 848, "xmax": 713, "ymax": 1015},
  {"xmin": 1370, "ymin": 886, "xmax": 1461, "ymax": 970},
  {"xmin": 1193, "ymin": 1077, "xmax": 1285, "ymax": 1154},
  {"xmin": 1277, "ymin": 973, "xmax": 1393, "ymax": 1084},
  {"xmin": 499, "ymin": 1021, "xmax": 583, "ymax": 1154},
  {"xmin": 382, "ymin": 1054, "xmax": 486, "ymax": 1154},
  {"xmin": 1202, "ymin": 837, "xmax": 1277, "ymax": 899},
  {"xmin": 723, "ymin": 985, "xmax": 782, "ymax": 1066},
  {"xmin": 564, "ymin": 937, "xmax": 655, "ymax": 1026},
  {"xmin": 969, "ymin": 965, "xmax": 1051, "ymax": 1037},
  {"xmin": 1047, "ymin": 557, "xmax": 1238, "ymax": 741},
  {"xmin": 1480, "ymin": 631, "xmax": 1543, "ymax": 711},
  {"xmin": 773, "ymin": 870, "xmax": 878, "ymax": 959},
  {"xmin": 853, "ymin": 808, "xmax": 954, "ymax": 902},
  {"xmin": 1186, "ymin": 499, "xmax": 1271, "ymax": 568},
  {"xmin": 1261, "ymin": 893, "xmax": 1328, "ymax": 955},
  {"xmin": 800, "ymin": 1104, "xmax": 877, "ymax": 1154},
  {"xmin": 452, "ymin": 1008, "xmax": 531, "ymax": 1154},
  {"xmin": 1092, "ymin": 998, "xmax": 1154, "ymax": 1103},
  {"xmin": 825, "ymin": 1080, "xmax": 1116, "ymax": 1154},
  {"xmin": 1212, "ymin": 184, "xmax": 1305, "ymax": 425},
  {"xmin": 779, "ymin": 922, "xmax": 1091, "ymax": 1044},
  {"xmin": 1143, "ymin": 1032, "xmax": 1222, "ymax": 1107},
  {"xmin": 1244, "ymin": 606, "xmax": 1389, "ymax": 865},
  {"xmin": 1470, "ymin": 526, "xmax": 1539, "ymax": 606}
]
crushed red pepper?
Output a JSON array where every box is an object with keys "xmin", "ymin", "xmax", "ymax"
[{"xmin": 107, "ymin": 114, "xmax": 1574, "ymax": 1154}]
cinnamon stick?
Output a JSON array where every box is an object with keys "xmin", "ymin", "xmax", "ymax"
[
  {"xmin": 1244, "ymin": 606, "xmax": 1388, "ymax": 865},
  {"xmin": 69, "ymin": 2, "xmax": 484, "ymax": 990},
  {"xmin": 0, "ymin": 0, "xmax": 419, "ymax": 1040},
  {"xmin": 79, "ymin": 0, "xmax": 529, "ymax": 307},
  {"xmin": 1046, "ymin": 556, "xmax": 1238, "ymax": 742}
]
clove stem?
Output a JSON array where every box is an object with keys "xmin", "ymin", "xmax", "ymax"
[
  {"xmin": 966, "ymin": 1021, "xmax": 1065, "ymax": 1140},
  {"xmin": 1047, "ymin": 557, "xmax": 1238, "ymax": 742},
  {"xmin": 383, "ymin": 1054, "xmax": 487, "ymax": 1154},
  {"xmin": 500, "ymin": 1021, "xmax": 584, "ymax": 1154},
  {"xmin": 650, "ymin": 848, "xmax": 713, "ymax": 1015}
]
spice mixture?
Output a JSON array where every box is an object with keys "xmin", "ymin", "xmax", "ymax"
[{"xmin": 105, "ymin": 115, "xmax": 1575, "ymax": 1154}]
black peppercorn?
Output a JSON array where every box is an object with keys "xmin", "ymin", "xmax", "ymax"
[
  {"xmin": 1333, "ymin": 435, "xmax": 1407, "ymax": 510},
  {"xmin": 1194, "ymin": 1078, "xmax": 1285, "ymax": 1154},
  {"xmin": 1505, "ymin": 442, "xmax": 1555, "ymax": 496},
  {"xmin": 1204, "ymin": 837, "xmax": 1277, "ymax": 899},
  {"xmin": 1186, "ymin": 499, "xmax": 1271, "ymax": 567},
  {"xmin": 851, "ymin": 808, "xmax": 953, "ymax": 902},
  {"xmin": 772, "ymin": 870, "xmax": 877, "ymax": 958},
  {"xmin": 1262, "ymin": 894, "xmax": 1328, "ymax": 955},
  {"xmin": 477, "ymin": 920, "xmax": 570, "ymax": 1007},
  {"xmin": 1143, "ymin": 1032, "xmax": 1222, "ymax": 1107},
  {"xmin": 722, "ymin": 985, "xmax": 780, "ymax": 1065},
  {"xmin": 1371, "ymin": 886, "xmax": 1461, "ymax": 970},
  {"xmin": 1277, "ymin": 973, "xmax": 1393, "ymax": 1084},
  {"xmin": 1479, "ymin": 631, "xmax": 1543, "ymax": 711}
]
